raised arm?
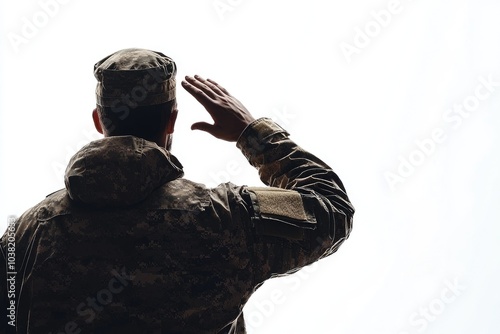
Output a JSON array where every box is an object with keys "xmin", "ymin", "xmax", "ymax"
[{"xmin": 182, "ymin": 75, "xmax": 354, "ymax": 282}]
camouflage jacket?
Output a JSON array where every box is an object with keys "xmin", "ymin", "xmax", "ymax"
[{"xmin": 1, "ymin": 118, "xmax": 354, "ymax": 333}]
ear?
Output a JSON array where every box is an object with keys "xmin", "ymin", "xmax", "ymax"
[
  {"xmin": 92, "ymin": 108, "xmax": 103, "ymax": 134},
  {"xmin": 166, "ymin": 109, "xmax": 178, "ymax": 134}
]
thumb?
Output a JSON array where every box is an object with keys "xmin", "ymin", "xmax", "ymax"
[{"xmin": 191, "ymin": 122, "xmax": 217, "ymax": 136}]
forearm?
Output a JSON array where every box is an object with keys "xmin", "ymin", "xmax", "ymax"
[
  {"xmin": 237, "ymin": 118, "xmax": 354, "ymax": 276},
  {"xmin": 181, "ymin": 74, "xmax": 354, "ymax": 275},
  {"xmin": 237, "ymin": 118, "xmax": 354, "ymax": 218}
]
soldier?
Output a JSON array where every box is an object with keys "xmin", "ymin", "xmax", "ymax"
[{"xmin": 1, "ymin": 48, "xmax": 354, "ymax": 333}]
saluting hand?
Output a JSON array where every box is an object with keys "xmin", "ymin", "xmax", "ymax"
[{"xmin": 182, "ymin": 75, "xmax": 255, "ymax": 142}]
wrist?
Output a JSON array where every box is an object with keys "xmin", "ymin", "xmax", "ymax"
[{"xmin": 236, "ymin": 118, "xmax": 289, "ymax": 165}]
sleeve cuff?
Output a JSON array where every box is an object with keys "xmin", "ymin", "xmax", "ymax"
[{"xmin": 236, "ymin": 118, "xmax": 289, "ymax": 164}]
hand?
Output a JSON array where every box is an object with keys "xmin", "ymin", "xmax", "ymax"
[{"xmin": 181, "ymin": 75, "xmax": 255, "ymax": 142}]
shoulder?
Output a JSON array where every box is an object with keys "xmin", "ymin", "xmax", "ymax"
[
  {"xmin": 1, "ymin": 189, "xmax": 71, "ymax": 250},
  {"xmin": 10, "ymin": 188, "xmax": 69, "ymax": 223},
  {"xmin": 35, "ymin": 189, "xmax": 73, "ymax": 221}
]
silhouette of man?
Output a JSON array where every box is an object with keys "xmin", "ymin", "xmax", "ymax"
[{"xmin": 1, "ymin": 48, "xmax": 354, "ymax": 333}]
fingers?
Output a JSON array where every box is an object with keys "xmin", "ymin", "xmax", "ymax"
[
  {"xmin": 181, "ymin": 79, "xmax": 212, "ymax": 107},
  {"xmin": 195, "ymin": 75, "xmax": 228, "ymax": 97},
  {"xmin": 183, "ymin": 75, "xmax": 229, "ymax": 98},
  {"xmin": 184, "ymin": 75, "xmax": 219, "ymax": 99},
  {"xmin": 206, "ymin": 78, "xmax": 230, "ymax": 95}
]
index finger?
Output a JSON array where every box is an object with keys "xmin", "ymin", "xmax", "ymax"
[{"xmin": 181, "ymin": 78, "xmax": 213, "ymax": 108}]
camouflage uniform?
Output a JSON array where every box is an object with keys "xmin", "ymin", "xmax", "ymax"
[{"xmin": 1, "ymin": 49, "xmax": 354, "ymax": 334}]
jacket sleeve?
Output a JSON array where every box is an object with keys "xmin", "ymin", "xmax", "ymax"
[{"xmin": 235, "ymin": 118, "xmax": 355, "ymax": 282}]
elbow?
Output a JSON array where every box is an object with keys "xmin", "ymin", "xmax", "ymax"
[{"xmin": 313, "ymin": 196, "xmax": 354, "ymax": 256}]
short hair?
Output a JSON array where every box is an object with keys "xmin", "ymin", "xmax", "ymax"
[{"xmin": 97, "ymin": 99, "xmax": 176, "ymax": 142}]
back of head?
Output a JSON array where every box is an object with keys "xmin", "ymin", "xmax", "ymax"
[{"xmin": 94, "ymin": 48, "xmax": 177, "ymax": 143}]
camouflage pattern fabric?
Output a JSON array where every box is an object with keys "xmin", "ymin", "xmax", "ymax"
[
  {"xmin": 94, "ymin": 48, "xmax": 177, "ymax": 107},
  {"xmin": 1, "ymin": 118, "xmax": 354, "ymax": 333}
]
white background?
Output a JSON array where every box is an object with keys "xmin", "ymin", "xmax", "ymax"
[{"xmin": 1, "ymin": 0, "xmax": 499, "ymax": 333}]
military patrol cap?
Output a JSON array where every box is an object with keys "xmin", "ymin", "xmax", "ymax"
[{"xmin": 94, "ymin": 48, "xmax": 177, "ymax": 107}]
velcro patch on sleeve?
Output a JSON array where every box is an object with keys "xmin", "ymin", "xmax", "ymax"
[
  {"xmin": 247, "ymin": 187, "xmax": 308, "ymax": 222},
  {"xmin": 246, "ymin": 187, "xmax": 317, "ymax": 240}
]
